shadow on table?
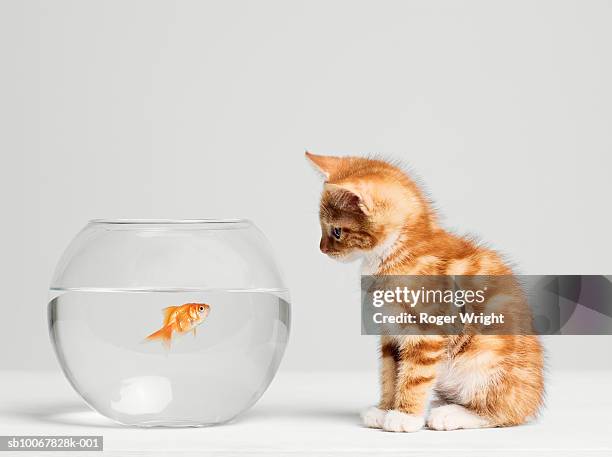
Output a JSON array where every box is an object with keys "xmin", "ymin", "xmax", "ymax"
[
  {"xmin": 239, "ymin": 405, "xmax": 359, "ymax": 424},
  {"xmin": 8, "ymin": 402, "xmax": 122, "ymax": 429},
  {"xmin": 8, "ymin": 399, "xmax": 360, "ymax": 429}
]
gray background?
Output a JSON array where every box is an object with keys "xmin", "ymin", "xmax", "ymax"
[{"xmin": 1, "ymin": 0, "xmax": 611, "ymax": 372}]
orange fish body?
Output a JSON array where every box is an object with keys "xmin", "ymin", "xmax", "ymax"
[{"xmin": 146, "ymin": 303, "xmax": 210, "ymax": 348}]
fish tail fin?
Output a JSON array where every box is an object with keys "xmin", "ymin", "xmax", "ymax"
[{"xmin": 145, "ymin": 325, "xmax": 173, "ymax": 348}]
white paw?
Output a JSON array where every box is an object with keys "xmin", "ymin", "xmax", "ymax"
[
  {"xmin": 426, "ymin": 404, "xmax": 489, "ymax": 431},
  {"xmin": 361, "ymin": 406, "xmax": 386, "ymax": 429},
  {"xmin": 382, "ymin": 410, "xmax": 425, "ymax": 433}
]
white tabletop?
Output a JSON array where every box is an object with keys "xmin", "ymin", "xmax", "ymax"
[{"xmin": 1, "ymin": 369, "xmax": 610, "ymax": 456}]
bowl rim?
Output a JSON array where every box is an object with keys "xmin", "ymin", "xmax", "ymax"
[{"xmin": 89, "ymin": 218, "xmax": 249, "ymax": 225}]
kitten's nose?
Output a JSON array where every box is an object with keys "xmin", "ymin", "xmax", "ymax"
[{"xmin": 320, "ymin": 237, "xmax": 331, "ymax": 254}]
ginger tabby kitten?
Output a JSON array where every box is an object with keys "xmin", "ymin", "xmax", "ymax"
[{"xmin": 306, "ymin": 152, "xmax": 544, "ymax": 432}]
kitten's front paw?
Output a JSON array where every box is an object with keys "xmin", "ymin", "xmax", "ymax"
[
  {"xmin": 427, "ymin": 404, "xmax": 489, "ymax": 431},
  {"xmin": 382, "ymin": 410, "xmax": 424, "ymax": 433},
  {"xmin": 361, "ymin": 406, "xmax": 386, "ymax": 429}
]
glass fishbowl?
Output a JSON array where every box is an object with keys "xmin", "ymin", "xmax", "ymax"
[{"xmin": 48, "ymin": 219, "xmax": 290, "ymax": 427}]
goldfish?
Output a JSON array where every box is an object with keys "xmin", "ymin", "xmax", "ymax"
[{"xmin": 145, "ymin": 303, "xmax": 210, "ymax": 348}]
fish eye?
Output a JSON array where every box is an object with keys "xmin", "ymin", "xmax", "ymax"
[
  {"xmin": 332, "ymin": 227, "xmax": 342, "ymax": 240},
  {"xmin": 199, "ymin": 306, "xmax": 205, "ymax": 312}
]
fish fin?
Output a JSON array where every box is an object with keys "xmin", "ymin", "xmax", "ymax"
[
  {"xmin": 192, "ymin": 327, "xmax": 196, "ymax": 337},
  {"xmin": 145, "ymin": 325, "xmax": 173, "ymax": 348},
  {"xmin": 162, "ymin": 306, "xmax": 177, "ymax": 326}
]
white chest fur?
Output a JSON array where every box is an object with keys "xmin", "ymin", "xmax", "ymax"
[{"xmin": 360, "ymin": 231, "xmax": 401, "ymax": 275}]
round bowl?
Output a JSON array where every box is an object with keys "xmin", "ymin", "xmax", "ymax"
[{"xmin": 48, "ymin": 219, "xmax": 290, "ymax": 427}]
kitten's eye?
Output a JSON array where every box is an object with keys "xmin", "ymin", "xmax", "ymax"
[{"xmin": 332, "ymin": 227, "xmax": 342, "ymax": 240}]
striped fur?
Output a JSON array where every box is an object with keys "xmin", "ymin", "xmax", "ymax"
[{"xmin": 307, "ymin": 152, "xmax": 544, "ymax": 432}]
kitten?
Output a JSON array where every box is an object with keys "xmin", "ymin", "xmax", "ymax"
[{"xmin": 306, "ymin": 152, "xmax": 544, "ymax": 432}]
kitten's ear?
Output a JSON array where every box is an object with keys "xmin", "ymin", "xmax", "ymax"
[
  {"xmin": 324, "ymin": 182, "xmax": 373, "ymax": 215},
  {"xmin": 305, "ymin": 151, "xmax": 342, "ymax": 179}
]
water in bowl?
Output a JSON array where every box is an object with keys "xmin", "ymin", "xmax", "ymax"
[{"xmin": 48, "ymin": 288, "xmax": 290, "ymax": 426}]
